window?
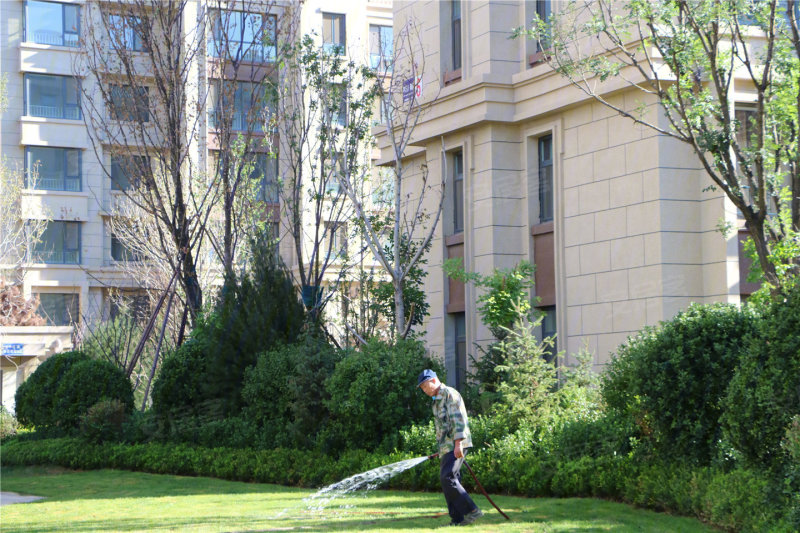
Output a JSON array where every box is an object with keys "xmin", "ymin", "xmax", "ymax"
[
  {"xmin": 735, "ymin": 106, "xmax": 757, "ymax": 209},
  {"xmin": 209, "ymin": 81, "xmax": 266, "ymax": 132},
  {"xmin": 209, "ymin": 10, "xmax": 276, "ymax": 63},
  {"xmin": 111, "ymin": 154, "xmax": 149, "ymax": 191},
  {"xmin": 538, "ymin": 134, "xmax": 553, "ymax": 223},
  {"xmin": 540, "ymin": 305, "xmax": 557, "ymax": 363},
  {"xmin": 739, "ymin": 1, "xmax": 800, "ymax": 27},
  {"xmin": 324, "ymin": 151, "xmax": 345, "ymax": 194},
  {"xmin": 111, "ymin": 234, "xmax": 144, "ymax": 262},
  {"xmin": 24, "ymin": 0, "xmax": 80, "ymax": 47},
  {"xmin": 251, "ymin": 153, "xmax": 279, "ymax": 203},
  {"xmin": 325, "ymin": 222, "xmax": 347, "ymax": 260},
  {"xmin": 110, "ymin": 85, "xmax": 149, "ymax": 122},
  {"xmin": 35, "ymin": 293, "xmax": 79, "ymax": 326},
  {"xmin": 322, "ymin": 13, "xmax": 346, "ymax": 54},
  {"xmin": 452, "ymin": 150, "xmax": 464, "ymax": 233},
  {"xmin": 535, "ymin": 0, "xmax": 551, "ymax": 52},
  {"xmin": 326, "ymin": 83, "xmax": 347, "ymax": 127},
  {"xmin": 108, "ymin": 14, "xmax": 146, "ymax": 52},
  {"xmin": 451, "ymin": 1, "xmax": 462, "ymax": 71},
  {"xmin": 31, "ymin": 221, "xmax": 81, "ymax": 264},
  {"xmin": 454, "ymin": 312, "xmax": 466, "ymax": 390},
  {"xmin": 25, "ymin": 147, "xmax": 81, "ymax": 192},
  {"xmin": 369, "ymin": 25, "xmax": 393, "ymax": 71},
  {"xmin": 24, "ymin": 74, "xmax": 80, "ymax": 119},
  {"xmin": 109, "ymin": 291, "xmax": 149, "ymax": 322}
]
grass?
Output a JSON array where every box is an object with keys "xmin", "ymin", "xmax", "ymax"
[{"xmin": 0, "ymin": 467, "xmax": 715, "ymax": 532}]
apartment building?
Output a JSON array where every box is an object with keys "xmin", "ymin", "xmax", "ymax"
[
  {"xmin": 0, "ymin": 0, "xmax": 392, "ymax": 410},
  {"xmin": 380, "ymin": 0, "xmax": 756, "ymax": 386}
]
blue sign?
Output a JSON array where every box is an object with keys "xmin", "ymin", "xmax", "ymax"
[{"xmin": 2, "ymin": 343, "xmax": 24, "ymax": 356}]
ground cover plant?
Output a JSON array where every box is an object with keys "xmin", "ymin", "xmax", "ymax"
[{"xmin": 0, "ymin": 467, "xmax": 716, "ymax": 532}]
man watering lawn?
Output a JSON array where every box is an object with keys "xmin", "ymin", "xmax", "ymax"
[{"xmin": 418, "ymin": 369, "xmax": 483, "ymax": 526}]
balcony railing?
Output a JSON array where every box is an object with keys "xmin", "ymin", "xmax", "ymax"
[
  {"xmin": 208, "ymin": 111, "xmax": 263, "ymax": 132},
  {"xmin": 32, "ymin": 173, "xmax": 81, "ymax": 192},
  {"xmin": 28, "ymin": 104, "xmax": 81, "ymax": 120},
  {"xmin": 31, "ymin": 30, "xmax": 79, "ymax": 48},
  {"xmin": 31, "ymin": 250, "xmax": 80, "ymax": 264}
]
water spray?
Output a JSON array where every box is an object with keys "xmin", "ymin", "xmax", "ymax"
[{"xmin": 427, "ymin": 452, "xmax": 511, "ymax": 521}]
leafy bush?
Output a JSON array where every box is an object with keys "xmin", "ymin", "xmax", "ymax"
[
  {"xmin": 602, "ymin": 304, "xmax": 757, "ymax": 464},
  {"xmin": 721, "ymin": 287, "xmax": 800, "ymax": 470},
  {"xmin": 242, "ymin": 332, "xmax": 342, "ymax": 449},
  {"xmin": 1, "ymin": 405, "xmax": 18, "ymax": 439},
  {"xmin": 194, "ymin": 232, "xmax": 306, "ymax": 417},
  {"xmin": 15, "ymin": 350, "xmax": 89, "ymax": 431},
  {"xmin": 150, "ymin": 339, "xmax": 213, "ymax": 432},
  {"xmin": 54, "ymin": 358, "xmax": 134, "ymax": 431},
  {"xmin": 80, "ymin": 399, "xmax": 129, "ymax": 443},
  {"xmin": 323, "ymin": 338, "xmax": 443, "ymax": 452}
]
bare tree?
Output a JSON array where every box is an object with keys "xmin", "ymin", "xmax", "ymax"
[
  {"xmin": 337, "ymin": 18, "xmax": 446, "ymax": 339},
  {"xmin": 525, "ymin": 0, "xmax": 800, "ymax": 288},
  {"xmin": 271, "ymin": 29, "xmax": 378, "ymax": 324}
]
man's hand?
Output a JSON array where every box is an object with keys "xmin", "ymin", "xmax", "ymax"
[{"xmin": 454, "ymin": 439, "xmax": 464, "ymax": 459}]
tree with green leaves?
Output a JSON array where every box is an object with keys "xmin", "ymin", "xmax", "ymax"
[{"xmin": 524, "ymin": 0, "xmax": 800, "ymax": 289}]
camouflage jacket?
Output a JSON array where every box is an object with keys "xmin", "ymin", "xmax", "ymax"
[{"xmin": 432, "ymin": 384, "xmax": 473, "ymax": 455}]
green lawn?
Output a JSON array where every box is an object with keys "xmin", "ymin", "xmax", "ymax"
[{"xmin": 1, "ymin": 467, "xmax": 714, "ymax": 532}]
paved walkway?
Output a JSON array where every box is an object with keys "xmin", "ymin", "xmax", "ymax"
[{"xmin": 0, "ymin": 491, "xmax": 45, "ymax": 505}]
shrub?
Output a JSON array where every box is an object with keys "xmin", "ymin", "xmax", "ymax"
[
  {"xmin": 721, "ymin": 287, "xmax": 800, "ymax": 470},
  {"xmin": 14, "ymin": 350, "xmax": 89, "ymax": 431},
  {"xmin": 195, "ymin": 232, "xmax": 306, "ymax": 417},
  {"xmin": 323, "ymin": 338, "xmax": 443, "ymax": 452},
  {"xmin": 80, "ymin": 399, "xmax": 128, "ymax": 443},
  {"xmin": 602, "ymin": 303, "xmax": 757, "ymax": 465},
  {"xmin": 242, "ymin": 332, "xmax": 342, "ymax": 449},
  {"xmin": 150, "ymin": 339, "xmax": 212, "ymax": 431},
  {"xmin": 0, "ymin": 405, "xmax": 18, "ymax": 439},
  {"xmin": 54, "ymin": 358, "xmax": 134, "ymax": 431}
]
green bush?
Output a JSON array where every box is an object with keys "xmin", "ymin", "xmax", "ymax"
[
  {"xmin": 150, "ymin": 340, "xmax": 213, "ymax": 432},
  {"xmin": 1, "ymin": 406, "xmax": 18, "ymax": 439},
  {"xmin": 721, "ymin": 287, "xmax": 800, "ymax": 470},
  {"xmin": 15, "ymin": 350, "xmax": 89, "ymax": 431},
  {"xmin": 195, "ymin": 232, "xmax": 306, "ymax": 417},
  {"xmin": 54, "ymin": 358, "xmax": 134, "ymax": 431},
  {"xmin": 602, "ymin": 303, "xmax": 757, "ymax": 464},
  {"xmin": 323, "ymin": 338, "xmax": 443, "ymax": 452},
  {"xmin": 242, "ymin": 332, "xmax": 342, "ymax": 449},
  {"xmin": 80, "ymin": 399, "xmax": 129, "ymax": 444}
]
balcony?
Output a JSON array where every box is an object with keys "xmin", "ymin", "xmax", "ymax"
[
  {"xmin": 208, "ymin": 111, "xmax": 263, "ymax": 133},
  {"xmin": 31, "ymin": 249, "xmax": 80, "ymax": 265}
]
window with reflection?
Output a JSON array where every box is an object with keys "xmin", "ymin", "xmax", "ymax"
[
  {"xmin": 111, "ymin": 154, "xmax": 150, "ymax": 191},
  {"xmin": 108, "ymin": 14, "xmax": 146, "ymax": 52},
  {"xmin": 110, "ymin": 85, "xmax": 150, "ymax": 122},
  {"xmin": 209, "ymin": 81, "xmax": 268, "ymax": 132},
  {"xmin": 31, "ymin": 221, "xmax": 81, "ymax": 264},
  {"xmin": 35, "ymin": 293, "xmax": 79, "ymax": 326},
  {"xmin": 369, "ymin": 25, "xmax": 393, "ymax": 71},
  {"xmin": 209, "ymin": 10, "xmax": 276, "ymax": 63},
  {"xmin": 25, "ymin": 147, "xmax": 81, "ymax": 192},
  {"xmin": 24, "ymin": 74, "xmax": 80, "ymax": 119},
  {"xmin": 322, "ymin": 13, "xmax": 346, "ymax": 54},
  {"xmin": 24, "ymin": 0, "xmax": 80, "ymax": 47}
]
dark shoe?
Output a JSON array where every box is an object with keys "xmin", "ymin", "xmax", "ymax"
[{"xmin": 459, "ymin": 508, "xmax": 483, "ymax": 525}]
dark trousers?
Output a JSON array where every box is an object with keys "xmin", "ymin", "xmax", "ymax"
[{"xmin": 440, "ymin": 450, "xmax": 478, "ymax": 524}]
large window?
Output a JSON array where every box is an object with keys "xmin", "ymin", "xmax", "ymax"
[
  {"xmin": 322, "ymin": 13, "xmax": 346, "ymax": 55},
  {"xmin": 31, "ymin": 221, "xmax": 81, "ymax": 264},
  {"xmin": 538, "ymin": 134, "xmax": 553, "ymax": 223},
  {"xmin": 251, "ymin": 153, "xmax": 279, "ymax": 203},
  {"xmin": 324, "ymin": 222, "xmax": 347, "ymax": 260},
  {"xmin": 111, "ymin": 234, "xmax": 143, "ymax": 262},
  {"xmin": 451, "ymin": 1, "xmax": 462, "ymax": 71},
  {"xmin": 369, "ymin": 25, "xmax": 393, "ymax": 71},
  {"xmin": 111, "ymin": 154, "xmax": 149, "ymax": 191},
  {"xmin": 209, "ymin": 81, "xmax": 267, "ymax": 132},
  {"xmin": 535, "ymin": 0, "xmax": 551, "ymax": 52},
  {"xmin": 24, "ymin": 74, "xmax": 80, "ymax": 119},
  {"xmin": 110, "ymin": 85, "xmax": 150, "ymax": 122},
  {"xmin": 24, "ymin": 0, "xmax": 80, "ymax": 47},
  {"xmin": 109, "ymin": 291, "xmax": 149, "ymax": 322},
  {"xmin": 108, "ymin": 14, "xmax": 146, "ymax": 52},
  {"xmin": 209, "ymin": 10, "xmax": 276, "ymax": 63},
  {"xmin": 323, "ymin": 151, "xmax": 345, "ymax": 194},
  {"xmin": 25, "ymin": 147, "xmax": 81, "ymax": 192},
  {"xmin": 452, "ymin": 150, "xmax": 464, "ymax": 233},
  {"xmin": 35, "ymin": 293, "xmax": 79, "ymax": 326}
]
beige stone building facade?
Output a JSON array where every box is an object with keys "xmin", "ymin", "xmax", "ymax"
[{"xmin": 381, "ymin": 0, "xmax": 753, "ymax": 386}]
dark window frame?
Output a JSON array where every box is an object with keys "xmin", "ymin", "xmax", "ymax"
[
  {"xmin": 24, "ymin": 0, "xmax": 80, "ymax": 47},
  {"xmin": 24, "ymin": 73, "xmax": 81, "ymax": 120},
  {"xmin": 31, "ymin": 220, "xmax": 81, "ymax": 265},
  {"xmin": 110, "ymin": 84, "xmax": 150, "ymax": 122},
  {"xmin": 35, "ymin": 292, "xmax": 80, "ymax": 326},
  {"xmin": 208, "ymin": 9, "xmax": 277, "ymax": 63},
  {"xmin": 451, "ymin": 1, "xmax": 462, "ymax": 71},
  {"xmin": 452, "ymin": 150, "xmax": 464, "ymax": 234},
  {"xmin": 25, "ymin": 146, "xmax": 82, "ymax": 192},
  {"xmin": 538, "ymin": 134, "xmax": 554, "ymax": 223}
]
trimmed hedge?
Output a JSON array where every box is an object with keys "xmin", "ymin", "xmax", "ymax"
[{"xmin": 1, "ymin": 437, "xmax": 792, "ymax": 532}]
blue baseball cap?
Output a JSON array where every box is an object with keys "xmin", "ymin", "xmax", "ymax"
[{"xmin": 417, "ymin": 369, "xmax": 437, "ymax": 387}]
